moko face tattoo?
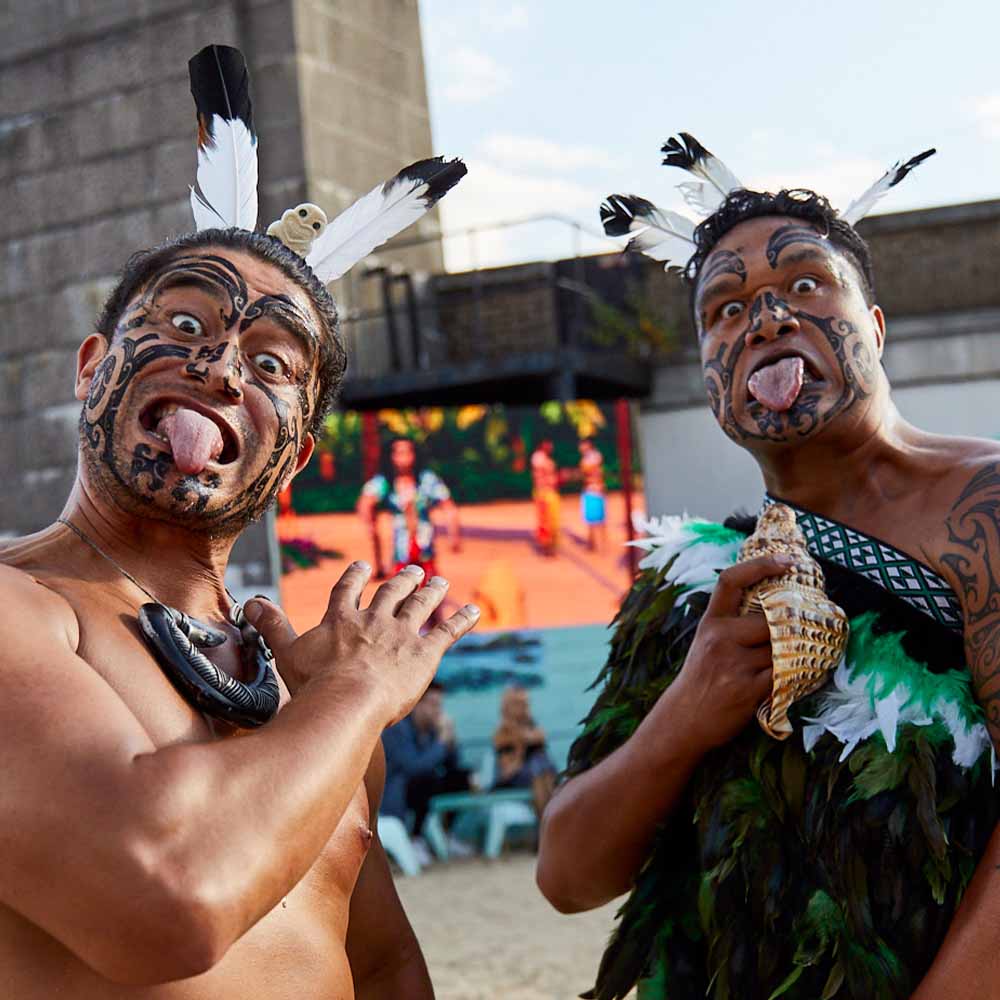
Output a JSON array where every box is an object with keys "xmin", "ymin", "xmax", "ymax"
[
  {"xmin": 80, "ymin": 252, "xmax": 318, "ymax": 534},
  {"xmin": 697, "ymin": 220, "xmax": 880, "ymax": 446}
]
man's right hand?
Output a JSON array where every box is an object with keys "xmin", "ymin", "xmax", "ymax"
[
  {"xmin": 245, "ymin": 563, "xmax": 479, "ymax": 726},
  {"xmin": 659, "ymin": 553, "xmax": 796, "ymax": 753}
]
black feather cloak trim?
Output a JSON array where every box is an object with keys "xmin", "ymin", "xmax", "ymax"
[{"xmin": 567, "ymin": 515, "xmax": 998, "ymax": 1000}]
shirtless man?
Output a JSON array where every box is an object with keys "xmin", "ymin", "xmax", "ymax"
[
  {"xmin": 530, "ymin": 439, "xmax": 560, "ymax": 556},
  {"xmin": 539, "ymin": 189, "xmax": 1000, "ymax": 997},
  {"xmin": 357, "ymin": 438, "xmax": 461, "ymax": 581},
  {"xmin": 577, "ymin": 439, "xmax": 607, "ymax": 552},
  {"xmin": 0, "ymin": 228, "xmax": 480, "ymax": 998}
]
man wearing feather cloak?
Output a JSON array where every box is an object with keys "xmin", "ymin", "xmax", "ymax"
[
  {"xmin": 0, "ymin": 45, "xmax": 472, "ymax": 998},
  {"xmin": 538, "ymin": 137, "xmax": 1000, "ymax": 1000}
]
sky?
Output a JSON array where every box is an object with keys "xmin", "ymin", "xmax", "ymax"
[{"xmin": 419, "ymin": 0, "xmax": 1000, "ymax": 272}]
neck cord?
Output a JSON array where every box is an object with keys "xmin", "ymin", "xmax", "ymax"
[
  {"xmin": 57, "ymin": 516, "xmax": 281, "ymax": 731},
  {"xmin": 59, "ymin": 517, "xmax": 165, "ymax": 607}
]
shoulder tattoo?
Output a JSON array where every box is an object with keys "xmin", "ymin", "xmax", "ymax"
[{"xmin": 942, "ymin": 462, "xmax": 1000, "ymax": 738}]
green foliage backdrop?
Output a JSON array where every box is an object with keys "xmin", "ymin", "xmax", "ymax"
[{"xmin": 291, "ymin": 400, "xmax": 640, "ymax": 514}]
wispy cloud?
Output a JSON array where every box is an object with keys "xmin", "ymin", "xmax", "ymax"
[
  {"xmin": 968, "ymin": 94, "xmax": 1000, "ymax": 139},
  {"xmin": 479, "ymin": 1, "xmax": 531, "ymax": 32},
  {"xmin": 437, "ymin": 159, "xmax": 613, "ymax": 270},
  {"xmin": 751, "ymin": 156, "xmax": 886, "ymax": 212},
  {"xmin": 440, "ymin": 47, "xmax": 511, "ymax": 104},
  {"xmin": 479, "ymin": 134, "xmax": 622, "ymax": 172}
]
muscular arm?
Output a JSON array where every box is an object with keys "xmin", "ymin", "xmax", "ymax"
[
  {"xmin": 537, "ymin": 686, "xmax": 706, "ymax": 911},
  {"xmin": 914, "ymin": 463, "xmax": 1000, "ymax": 997},
  {"xmin": 0, "ymin": 563, "xmax": 473, "ymax": 987},
  {"xmin": 347, "ymin": 745, "xmax": 434, "ymax": 999},
  {"xmin": 537, "ymin": 556, "xmax": 790, "ymax": 912}
]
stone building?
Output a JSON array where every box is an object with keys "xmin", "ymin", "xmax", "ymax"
[{"xmin": 0, "ymin": 0, "xmax": 444, "ymax": 599}]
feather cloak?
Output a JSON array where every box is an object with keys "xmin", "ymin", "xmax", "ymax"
[{"xmin": 568, "ymin": 514, "xmax": 998, "ymax": 1000}]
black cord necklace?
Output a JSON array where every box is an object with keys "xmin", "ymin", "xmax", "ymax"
[{"xmin": 59, "ymin": 517, "xmax": 280, "ymax": 728}]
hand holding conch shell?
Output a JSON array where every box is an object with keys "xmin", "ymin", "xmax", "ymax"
[
  {"xmin": 666, "ymin": 553, "xmax": 797, "ymax": 753},
  {"xmin": 266, "ymin": 203, "xmax": 328, "ymax": 256},
  {"xmin": 737, "ymin": 504, "xmax": 849, "ymax": 740}
]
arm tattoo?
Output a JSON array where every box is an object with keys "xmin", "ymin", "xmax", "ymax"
[{"xmin": 942, "ymin": 463, "xmax": 1000, "ymax": 742}]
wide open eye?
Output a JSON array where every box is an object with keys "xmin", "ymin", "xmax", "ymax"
[
  {"xmin": 720, "ymin": 301, "xmax": 745, "ymax": 320},
  {"xmin": 170, "ymin": 313, "xmax": 204, "ymax": 336},
  {"xmin": 251, "ymin": 352, "xmax": 287, "ymax": 377},
  {"xmin": 791, "ymin": 276, "xmax": 819, "ymax": 295}
]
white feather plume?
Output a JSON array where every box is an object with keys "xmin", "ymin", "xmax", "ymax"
[
  {"xmin": 188, "ymin": 45, "xmax": 259, "ymax": 232},
  {"xmin": 190, "ymin": 117, "xmax": 258, "ymax": 230},
  {"xmin": 306, "ymin": 157, "xmax": 466, "ymax": 284},
  {"xmin": 661, "ymin": 133, "xmax": 743, "ymax": 214},
  {"xmin": 600, "ymin": 195, "xmax": 697, "ymax": 271},
  {"xmin": 839, "ymin": 148, "xmax": 936, "ymax": 226}
]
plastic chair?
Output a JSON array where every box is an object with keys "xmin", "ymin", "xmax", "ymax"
[
  {"xmin": 377, "ymin": 814, "xmax": 422, "ymax": 876},
  {"xmin": 483, "ymin": 798, "xmax": 537, "ymax": 858}
]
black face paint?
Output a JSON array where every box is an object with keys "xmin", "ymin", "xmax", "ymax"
[
  {"xmin": 703, "ymin": 293, "xmax": 877, "ymax": 444},
  {"xmin": 697, "ymin": 250, "xmax": 747, "ymax": 335},
  {"xmin": 80, "ymin": 255, "xmax": 318, "ymax": 533},
  {"xmin": 765, "ymin": 224, "xmax": 829, "ymax": 269},
  {"xmin": 699, "ymin": 249, "xmax": 747, "ymax": 290},
  {"xmin": 184, "ymin": 342, "xmax": 228, "ymax": 383}
]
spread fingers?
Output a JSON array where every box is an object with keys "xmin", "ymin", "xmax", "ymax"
[
  {"xmin": 367, "ymin": 564, "xmax": 426, "ymax": 615},
  {"xmin": 396, "ymin": 576, "xmax": 450, "ymax": 627}
]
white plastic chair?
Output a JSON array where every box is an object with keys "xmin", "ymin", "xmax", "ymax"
[{"xmin": 378, "ymin": 814, "xmax": 422, "ymax": 876}]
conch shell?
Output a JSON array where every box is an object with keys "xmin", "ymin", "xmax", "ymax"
[{"xmin": 738, "ymin": 504, "xmax": 849, "ymax": 740}]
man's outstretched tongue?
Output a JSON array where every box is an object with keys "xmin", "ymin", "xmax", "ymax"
[
  {"xmin": 747, "ymin": 357, "xmax": 805, "ymax": 412},
  {"xmin": 157, "ymin": 409, "xmax": 224, "ymax": 476}
]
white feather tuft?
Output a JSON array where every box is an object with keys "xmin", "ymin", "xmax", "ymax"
[
  {"xmin": 661, "ymin": 133, "xmax": 743, "ymax": 206},
  {"xmin": 306, "ymin": 157, "xmax": 466, "ymax": 283},
  {"xmin": 600, "ymin": 194, "xmax": 696, "ymax": 271},
  {"xmin": 839, "ymin": 148, "xmax": 936, "ymax": 226},
  {"xmin": 191, "ymin": 116, "xmax": 258, "ymax": 230}
]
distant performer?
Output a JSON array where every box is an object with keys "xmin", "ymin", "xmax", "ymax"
[
  {"xmin": 531, "ymin": 439, "xmax": 561, "ymax": 556},
  {"xmin": 358, "ymin": 438, "xmax": 461, "ymax": 579},
  {"xmin": 578, "ymin": 438, "xmax": 607, "ymax": 552}
]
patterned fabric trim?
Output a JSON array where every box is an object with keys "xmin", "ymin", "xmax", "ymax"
[{"xmin": 762, "ymin": 494, "xmax": 963, "ymax": 632}]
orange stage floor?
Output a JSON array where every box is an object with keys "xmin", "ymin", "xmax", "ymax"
[{"xmin": 277, "ymin": 491, "xmax": 643, "ymax": 635}]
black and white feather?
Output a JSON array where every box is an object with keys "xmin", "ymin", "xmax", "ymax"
[
  {"xmin": 661, "ymin": 132, "xmax": 743, "ymax": 216},
  {"xmin": 600, "ymin": 194, "xmax": 696, "ymax": 271},
  {"xmin": 840, "ymin": 148, "xmax": 936, "ymax": 225},
  {"xmin": 305, "ymin": 157, "xmax": 467, "ymax": 283},
  {"xmin": 188, "ymin": 45, "xmax": 258, "ymax": 231}
]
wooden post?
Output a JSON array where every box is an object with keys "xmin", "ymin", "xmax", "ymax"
[{"xmin": 616, "ymin": 398, "xmax": 638, "ymax": 579}]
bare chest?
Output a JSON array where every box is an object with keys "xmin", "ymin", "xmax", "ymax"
[{"xmin": 66, "ymin": 590, "xmax": 373, "ymax": 903}]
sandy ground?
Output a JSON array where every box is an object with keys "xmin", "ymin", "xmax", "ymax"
[
  {"xmin": 395, "ymin": 854, "xmax": 635, "ymax": 1000},
  {"xmin": 278, "ymin": 492, "xmax": 644, "ymax": 634}
]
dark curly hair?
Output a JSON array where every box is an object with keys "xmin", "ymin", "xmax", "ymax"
[
  {"xmin": 686, "ymin": 188, "xmax": 877, "ymax": 325},
  {"xmin": 95, "ymin": 228, "xmax": 346, "ymax": 434}
]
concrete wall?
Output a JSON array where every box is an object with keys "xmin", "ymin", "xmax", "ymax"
[{"xmin": 1, "ymin": 0, "xmax": 442, "ymax": 600}]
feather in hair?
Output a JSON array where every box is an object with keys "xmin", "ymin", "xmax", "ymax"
[
  {"xmin": 661, "ymin": 132, "xmax": 743, "ymax": 214},
  {"xmin": 839, "ymin": 149, "xmax": 936, "ymax": 225},
  {"xmin": 188, "ymin": 44, "xmax": 258, "ymax": 231},
  {"xmin": 305, "ymin": 157, "xmax": 466, "ymax": 283},
  {"xmin": 600, "ymin": 194, "xmax": 696, "ymax": 271}
]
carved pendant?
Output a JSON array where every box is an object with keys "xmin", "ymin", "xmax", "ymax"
[{"xmin": 138, "ymin": 602, "xmax": 280, "ymax": 728}]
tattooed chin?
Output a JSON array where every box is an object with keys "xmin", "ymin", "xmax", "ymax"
[{"xmin": 79, "ymin": 416, "xmax": 274, "ymax": 535}]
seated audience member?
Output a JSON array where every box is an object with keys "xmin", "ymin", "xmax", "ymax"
[
  {"xmin": 382, "ymin": 681, "xmax": 472, "ymax": 859},
  {"xmin": 493, "ymin": 686, "xmax": 557, "ymax": 816}
]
